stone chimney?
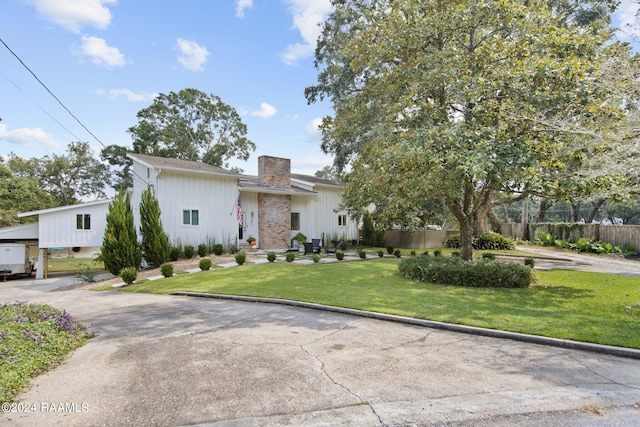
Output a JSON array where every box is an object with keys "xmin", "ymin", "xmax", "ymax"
[{"xmin": 258, "ymin": 156, "xmax": 290, "ymax": 188}]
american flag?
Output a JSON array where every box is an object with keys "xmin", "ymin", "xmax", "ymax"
[{"xmin": 236, "ymin": 198, "xmax": 242, "ymax": 225}]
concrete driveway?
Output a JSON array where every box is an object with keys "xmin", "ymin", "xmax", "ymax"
[{"xmin": 2, "ymin": 274, "xmax": 640, "ymax": 426}]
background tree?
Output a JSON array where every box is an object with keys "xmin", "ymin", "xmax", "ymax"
[
  {"xmin": 99, "ymin": 190, "xmax": 141, "ymax": 276},
  {"xmin": 100, "ymin": 144, "xmax": 133, "ymax": 192},
  {"xmin": 127, "ymin": 88, "xmax": 255, "ymax": 168},
  {"xmin": 307, "ymin": 0, "xmax": 638, "ymax": 260},
  {"xmin": 0, "ymin": 163, "xmax": 58, "ymax": 227},
  {"xmin": 139, "ymin": 185, "xmax": 170, "ymax": 267},
  {"xmin": 7, "ymin": 141, "xmax": 110, "ymax": 205}
]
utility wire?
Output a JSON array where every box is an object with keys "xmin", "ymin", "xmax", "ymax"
[
  {"xmin": 0, "ymin": 36, "xmax": 105, "ymax": 148},
  {"xmin": 0, "ymin": 70, "xmax": 83, "ymax": 141}
]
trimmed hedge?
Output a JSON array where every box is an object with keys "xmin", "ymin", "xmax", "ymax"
[
  {"xmin": 442, "ymin": 231, "xmax": 515, "ymax": 250},
  {"xmin": 199, "ymin": 258, "xmax": 212, "ymax": 271},
  {"xmin": 398, "ymin": 256, "xmax": 534, "ymax": 288}
]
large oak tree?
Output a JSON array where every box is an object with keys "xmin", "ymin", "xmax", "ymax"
[{"xmin": 307, "ymin": 0, "xmax": 639, "ymax": 260}]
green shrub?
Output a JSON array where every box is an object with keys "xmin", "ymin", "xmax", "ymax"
[
  {"xmin": 74, "ymin": 264, "xmax": 101, "ymax": 283},
  {"xmin": 442, "ymin": 232, "xmax": 515, "ymax": 250},
  {"xmin": 398, "ymin": 256, "xmax": 534, "ymax": 288},
  {"xmin": 394, "ymin": 249, "xmax": 402, "ymax": 258},
  {"xmin": 386, "ymin": 245, "xmax": 394, "ymax": 254},
  {"xmin": 235, "ymin": 252, "xmax": 247, "ymax": 265},
  {"xmin": 434, "ymin": 249, "xmax": 442, "ymax": 257},
  {"xmin": 358, "ymin": 249, "xmax": 367, "ymax": 259},
  {"xmin": 313, "ymin": 254, "xmax": 321, "ymax": 263},
  {"xmin": 267, "ymin": 251, "xmax": 277, "ymax": 262},
  {"xmin": 410, "ymin": 250, "xmax": 416, "ymax": 257},
  {"xmin": 169, "ymin": 246, "xmax": 181, "ymax": 261},
  {"xmin": 336, "ymin": 251, "xmax": 345, "ymax": 260},
  {"xmin": 377, "ymin": 250, "xmax": 384, "ymax": 257},
  {"xmin": 184, "ymin": 245, "xmax": 195, "ymax": 259},
  {"xmin": 482, "ymin": 252, "xmax": 496, "ymax": 260},
  {"xmin": 422, "ymin": 251, "xmax": 429, "ymax": 257},
  {"xmin": 451, "ymin": 251, "xmax": 460, "ymax": 258},
  {"xmin": 286, "ymin": 252, "xmax": 296, "ymax": 262},
  {"xmin": 212, "ymin": 244, "xmax": 224, "ymax": 256},
  {"xmin": 199, "ymin": 258, "xmax": 212, "ymax": 271},
  {"xmin": 160, "ymin": 263, "xmax": 174, "ymax": 278},
  {"xmin": 197, "ymin": 243, "xmax": 208, "ymax": 257},
  {"xmin": 524, "ymin": 257, "xmax": 535, "ymax": 268},
  {"xmin": 120, "ymin": 266, "xmax": 137, "ymax": 285}
]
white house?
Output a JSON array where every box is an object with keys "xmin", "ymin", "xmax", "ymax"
[
  {"xmin": 127, "ymin": 153, "xmax": 357, "ymax": 249},
  {"xmin": 17, "ymin": 154, "xmax": 358, "ymax": 277}
]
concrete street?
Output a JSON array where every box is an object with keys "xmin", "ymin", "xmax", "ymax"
[{"xmin": 1, "ymin": 256, "xmax": 640, "ymax": 426}]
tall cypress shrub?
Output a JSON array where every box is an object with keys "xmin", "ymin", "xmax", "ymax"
[
  {"xmin": 100, "ymin": 190, "xmax": 142, "ymax": 275},
  {"xmin": 139, "ymin": 185, "xmax": 170, "ymax": 267},
  {"xmin": 362, "ymin": 211, "xmax": 374, "ymax": 246}
]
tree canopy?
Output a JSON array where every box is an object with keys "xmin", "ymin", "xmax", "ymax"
[
  {"xmin": 307, "ymin": 0, "xmax": 640, "ymax": 259},
  {"xmin": 6, "ymin": 141, "xmax": 110, "ymax": 206},
  {"xmin": 127, "ymin": 88, "xmax": 255, "ymax": 168},
  {"xmin": 0, "ymin": 163, "xmax": 58, "ymax": 227}
]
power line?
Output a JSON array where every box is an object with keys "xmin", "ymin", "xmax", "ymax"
[
  {"xmin": 0, "ymin": 70, "xmax": 83, "ymax": 141},
  {"xmin": 0, "ymin": 36, "xmax": 105, "ymax": 148}
]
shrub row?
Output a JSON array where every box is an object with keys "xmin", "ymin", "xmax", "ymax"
[
  {"xmin": 442, "ymin": 231, "xmax": 515, "ymax": 250},
  {"xmin": 398, "ymin": 256, "xmax": 534, "ymax": 288}
]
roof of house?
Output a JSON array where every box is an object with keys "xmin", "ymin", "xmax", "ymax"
[
  {"xmin": 128, "ymin": 153, "xmax": 342, "ymax": 189},
  {"xmin": 238, "ymin": 177, "xmax": 317, "ymax": 196},
  {"xmin": 18, "ymin": 199, "xmax": 112, "ymax": 218},
  {"xmin": 127, "ymin": 153, "xmax": 241, "ymax": 178}
]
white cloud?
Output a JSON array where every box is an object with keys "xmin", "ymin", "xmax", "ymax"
[
  {"xmin": 250, "ymin": 103, "xmax": 277, "ymax": 119},
  {"xmin": 281, "ymin": 0, "xmax": 332, "ymax": 65},
  {"xmin": 78, "ymin": 36, "xmax": 125, "ymax": 68},
  {"xmin": 28, "ymin": 0, "xmax": 116, "ymax": 33},
  {"xmin": 176, "ymin": 38, "xmax": 210, "ymax": 71},
  {"xmin": 0, "ymin": 124, "xmax": 62, "ymax": 150},
  {"xmin": 615, "ymin": 0, "xmax": 639, "ymax": 40},
  {"xmin": 236, "ymin": 0, "xmax": 253, "ymax": 18},
  {"xmin": 306, "ymin": 117, "xmax": 323, "ymax": 137},
  {"xmin": 96, "ymin": 88, "xmax": 157, "ymax": 102}
]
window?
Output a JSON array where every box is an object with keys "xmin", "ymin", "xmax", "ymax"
[
  {"xmin": 291, "ymin": 212, "xmax": 300, "ymax": 230},
  {"xmin": 76, "ymin": 214, "xmax": 91, "ymax": 230},
  {"xmin": 338, "ymin": 214, "xmax": 347, "ymax": 227},
  {"xmin": 183, "ymin": 209, "xmax": 199, "ymax": 226}
]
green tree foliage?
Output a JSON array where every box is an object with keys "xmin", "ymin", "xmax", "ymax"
[
  {"xmin": 7, "ymin": 142, "xmax": 110, "ymax": 206},
  {"xmin": 99, "ymin": 191, "xmax": 141, "ymax": 276},
  {"xmin": 0, "ymin": 163, "xmax": 58, "ymax": 227},
  {"xmin": 307, "ymin": 0, "xmax": 639, "ymax": 260},
  {"xmin": 139, "ymin": 185, "xmax": 170, "ymax": 267},
  {"xmin": 128, "ymin": 88, "xmax": 255, "ymax": 167},
  {"xmin": 100, "ymin": 144, "xmax": 133, "ymax": 192},
  {"xmin": 361, "ymin": 210, "xmax": 374, "ymax": 246}
]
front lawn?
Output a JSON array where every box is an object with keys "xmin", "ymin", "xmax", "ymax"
[{"xmin": 117, "ymin": 258, "xmax": 640, "ymax": 349}]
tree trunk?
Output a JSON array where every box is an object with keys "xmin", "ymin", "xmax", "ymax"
[
  {"xmin": 536, "ymin": 198, "xmax": 552, "ymax": 223},
  {"xmin": 586, "ymin": 199, "xmax": 605, "ymax": 224},
  {"xmin": 459, "ymin": 219, "xmax": 474, "ymax": 261},
  {"xmin": 570, "ymin": 202, "xmax": 581, "ymax": 222}
]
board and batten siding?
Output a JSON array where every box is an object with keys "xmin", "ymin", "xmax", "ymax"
[
  {"xmin": 153, "ymin": 170, "xmax": 239, "ymax": 247},
  {"xmin": 294, "ymin": 185, "xmax": 358, "ymax": 242},
  {"xmin": 37, "ymin": 203, "xmax": 109, "ymax": 248}
]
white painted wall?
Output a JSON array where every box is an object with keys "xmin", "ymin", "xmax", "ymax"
[
  {"xmin": 155, "ymin": 170, "xmax": 239, "ymax": 247},
  {"xmin": 37, "ymin": 202, "xmax": 109, "ymax": 248}
]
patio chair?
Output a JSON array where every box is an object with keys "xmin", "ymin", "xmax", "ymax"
[{"xmin": 325, "ymin": 240, "xmax": 344, "ymax": 254}]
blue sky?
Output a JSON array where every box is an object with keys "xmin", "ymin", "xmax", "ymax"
[
  {"xmin": 0, "ymin": 0, "xmax": 334, "ymax": 176},
  {"xmin": 1, "ymin": 0, "xmax": 638, "ymax": 177}
]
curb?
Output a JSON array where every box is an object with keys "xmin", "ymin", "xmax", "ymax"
[{"xmin": 171, "ymin": 291, "xmax": 640, "ymax": 360}]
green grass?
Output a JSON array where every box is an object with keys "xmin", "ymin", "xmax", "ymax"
[
  {"xmin": 117, "ymin": 258, "xmax": 640, "ymax": 349},
  {"xmin": 47, "ymin": 257, "xmax": 105, "ymax": 273},
  {"xmin": 0, "ymin": 303, "xmax": 91, "ymax": 404}
]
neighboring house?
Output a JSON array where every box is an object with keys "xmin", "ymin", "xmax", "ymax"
[
  {"xmin": 128, "ymin": 153, "xmax": 357, "ymax": 250},
  {"xmin": 16, "ymin": 154, "xmax": 357, "ymax": 278}
]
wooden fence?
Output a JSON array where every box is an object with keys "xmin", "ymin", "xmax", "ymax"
[{"xmin": 501, "ymin": 223, "xmax": 640, "ymax": 250}]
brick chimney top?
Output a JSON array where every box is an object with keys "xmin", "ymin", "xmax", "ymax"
[{"xmin": 258, "ymin": 156, "xmax": 291, "ymax": 188}]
